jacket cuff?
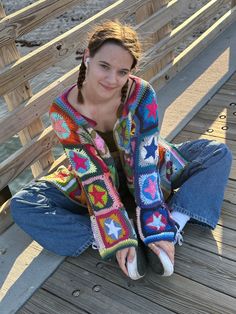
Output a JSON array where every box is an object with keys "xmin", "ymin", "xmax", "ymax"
[
  {"xmin": 90, "ymin": 208, "xmax": 138, "ymax": 259},
  {"xmin": 136, "ymin": 205, "xmax": 176, "ymax": 245}
]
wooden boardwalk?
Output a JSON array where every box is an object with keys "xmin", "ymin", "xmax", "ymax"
[{"xmin": 17, "ymin": 73, "xmax": 236, "ymax": 314}]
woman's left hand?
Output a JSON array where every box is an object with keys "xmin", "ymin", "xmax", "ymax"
[{"xmin": 148, "ymin": 240, "xmax": 175, "ymax": 264}]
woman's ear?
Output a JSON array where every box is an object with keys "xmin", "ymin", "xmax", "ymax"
[{"xmin": 85, "ymin": 58, "xmax": 90, "ymax": 68}]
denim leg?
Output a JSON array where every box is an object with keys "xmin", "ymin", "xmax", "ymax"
[
  {"xmin": 10, "ymin": 181, "xmax": 94, "ymax": 256},
  {"xmin": 168, "ymin": 139, "xmax": 232, "ymax": 229}
]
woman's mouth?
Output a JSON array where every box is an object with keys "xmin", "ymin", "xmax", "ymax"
[{"xmin": 100, "ymin": 83, "xmax": 116, "ymax": 91}]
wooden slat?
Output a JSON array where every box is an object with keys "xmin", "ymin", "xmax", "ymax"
[
  {"xmin": 18, "ymin": 288, "xmax": 88, "ymax": 314},
  {"xmin": 0, "ymin": 66, "xmax": 79, "ymax": 144},
  {"xmin": 183, "ymin": 224, "xmax": 236, "ymax": 261},
  {"xmin": 219, "ymin": 200, "xmax": 236, "ymax": 230},
  {"xmin": 150, "ymin": 6, "xmax": 236, "ymax": 90},
  {"xmin": 136, "ymin": 0, "xmax": 174, "ymax": 81},
  {"xmin": 184, "ymin": 116, "xmax": 236, "ymax": 140},
  {"xmin": 0, "ymin": 0, "xmax": 148, "ymax": 96},
  {"xmin": 42, "ymin": 261, "xmax": 173, "ymax": 314},
  {"xmin": 68, "ymin": 249, "xmax": 236, "ymax": 314},
  {"xmin": 174, "ymin": 244, "xmax": 236, "ymax": 297},
  {"xmin": 135, "ymin": 0, "xmax": 180, "ymax": 40},
  {"xmin": 0, "ymin": 126, "xmax": 58, "ymax": 191},
  {"xmin": 0, "ymin": 0, "xmax": 82, "ymax": 46},
  {"xmin": 196, "ymin": 104, "xmax": 236, "ymax": 124},
  {"xmin": 137, "ymin": 0, "xmax": 229, "ymax": 78}
]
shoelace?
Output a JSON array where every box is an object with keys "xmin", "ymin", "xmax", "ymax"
[{"xmin": 175, "ymin": 230, "xmax": 184, "ymax": 246}]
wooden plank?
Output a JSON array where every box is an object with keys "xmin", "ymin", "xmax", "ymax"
[
  {"xmin": 137, "ymin": 0, "xmax": 229, "ymax": 79},
  {"xmin": 18, "ymin": 288, "xmax": 88, "ymax": 314},
  {"xmin": 0, "ymin": 0, "xmax": 148, "ymax": 96},
  {"xmin": 0, "ymin": 65, "xmax": 78, "ymax": 144},
  {"xmin": 135, "ymin": 0, "xmax": 180, "ymax": 41},
  {"xmin": 136, "ymin": 0, "xmax": 174, "ymax": 81},
  {"xmin": 151, "ymin": 6, "xmax": 236, "ymax": 90},
  {"xmin": 195, "ymin": 103, "xmax": 236, "ymax": 124},
  {"xmin": 219, "ymin": 200, "xmax": 236, "ymax": 230},
  {"xmin": 174, "ymin": 244, "xmax": 236, "ymax": 297},
  {"xmin": 42, "ymin": 261, "xmax": 173, "ymax": 314},
  {"xmin": 0, "ymin": 0, "xmax": 82, "ymax": 46},
  {"xmin": 184, "ymin": 117, "xmax": 236, "ymax": 141},
  {"xmin": 224, "ymin": 179, "xmax": 236, "ymax": 204},
  {"xmin": 183, "ymin": 224, "xmax": 236, "ymax": 261},
  {"xmin": 68, "ymin": 249, "xmax": 236, "ymax": 314},
  {"xmin": 0, "ymin": 126, "xmax": 59, "ymax": 191}
]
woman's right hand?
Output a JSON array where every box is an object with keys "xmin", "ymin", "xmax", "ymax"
[{"xmin": 116, "ymin": 246, "xmax": 136, "ymax": 277}]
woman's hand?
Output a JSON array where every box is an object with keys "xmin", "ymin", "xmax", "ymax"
[
  {"xmin": 148, "ymin": 241, "xmax": 175, "ymax": 264},
  {"xmin": 116, "ymin": 247, "xmax": 136, "ymax": 276}
]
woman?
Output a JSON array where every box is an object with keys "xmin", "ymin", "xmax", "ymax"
[{"xmin": 10, "ymin": 20, "xmax": 232, "ymax": 280}]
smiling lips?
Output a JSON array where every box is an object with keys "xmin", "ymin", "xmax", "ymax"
[{"xmin": 100, "ymin": 83, "xmax": 116, "ymax": 91}]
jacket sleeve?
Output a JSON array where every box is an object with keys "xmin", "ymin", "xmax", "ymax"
[
  {"xmin": 49, "ymin": 103, "xmax": 137, "ymax": 259},
  {"xmin": 130, "ymin": 84, "xmax": 177, "ymax": 245}
]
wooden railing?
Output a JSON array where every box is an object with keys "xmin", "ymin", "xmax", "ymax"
[{"xmin": 0, "ymin": 0, "xmax": 235, "ymax": 233}]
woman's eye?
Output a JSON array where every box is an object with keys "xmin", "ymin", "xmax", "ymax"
[
  {"xmin": 119, "ymin": 71, "xmax": 128, "ymax": 76},
  {"xmin": 100, "ymin": 64, "xmax": 109, "ymax": 69}
]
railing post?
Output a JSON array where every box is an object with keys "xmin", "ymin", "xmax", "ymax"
[
  {"xmin": 0, "ymin": 2, "xmax": 54, "ymax": 233},
  {"xmin": 136, "ymin": 0, "xmax": 174, "ymax": 83}
]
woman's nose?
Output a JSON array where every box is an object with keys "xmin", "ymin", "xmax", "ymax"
[{"xmin": 107, "ymin": 71, "xmax": 118, "ymax": 84}]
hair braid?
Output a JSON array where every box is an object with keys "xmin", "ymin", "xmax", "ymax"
[
  {"xmin": 117, "ymin": 79, "xmax": 129, "ymax": 118},
  {"xmin": 77, "ymin": 59, "xmax": 86, "ymax": 103}
]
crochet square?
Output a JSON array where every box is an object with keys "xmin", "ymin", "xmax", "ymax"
[
  {"xmin": 83, "ymin": 175, "xmax": 120, "ymax": 211},
  {"xmin": 50, "ymin": 112, "xmax": 71, "ymax": 140},
  {"xmin": 139, "ymin": 135, "xmax": 159, "ymax": 167},
  {"xmin": 94, "ymin": 210, "xmax": 130, "ymax": 248},
  {"xmin": 137, "ymin": 173, "xmax": 161, "ymax": 207},
  {"xmin": 65, "ymin": 148, "xmax": 97, "ymax": 178},
  {"xmin": 136, "ymin": 93, "xmax": 159, "ymax": 132},
  {"xmin": 139, "ymin": 207, "xmax": 175, "ymax": 237}
]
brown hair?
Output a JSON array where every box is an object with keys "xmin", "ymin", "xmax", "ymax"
[{"xmin": 77, "ymin": 20, "xmax": 142, "ymax": 108}]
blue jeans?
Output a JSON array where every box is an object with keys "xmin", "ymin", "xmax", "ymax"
[{"xmin": 10, "ymin": 139, "xmax": 232, "ymax": 256}]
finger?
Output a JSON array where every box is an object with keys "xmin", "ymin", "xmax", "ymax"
[
  {"xmin": 120, "ymin": 252, "xmax": 129, "ymax": 276},
  {"xmin": 127, "ymin": 247, "xmax": 135, "ymax": 263},
  {"xmin": 116, "ymin": 250, "xmax": 129, "ymax": 276},
  {"xmin": 149, "ymin": 243, "xmax": 160, "ymax": 256}
]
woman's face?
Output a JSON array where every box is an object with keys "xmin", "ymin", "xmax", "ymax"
[{"xmin": 84, "ymin": 42, "xmax": 134, "ymax": 101}]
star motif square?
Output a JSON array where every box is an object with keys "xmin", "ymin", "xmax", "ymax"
[
  {"xmin": 83, "ymin": 174, "xmax": 121, "ymax": 211},
  {"xmin": 65, "ymin": 148, "xmax": 97, "ymax": 178},
  {"xmin": 139, "ymin": 209, "xmax": 167, "ymax": 236},
  {"xmin": 95, "ymin": 210, "xmax": 130, "ymax": 247},
  {"xmin": 136, "ymin": 93, "xmax": 159, "ymax": 132},
  {"xmin": 138, "ymin": 173, "xmax": 161, "ymax": 206},
  {"xmin": 139, "ymin": 135, "xmax": 158, "ymax": 167}
]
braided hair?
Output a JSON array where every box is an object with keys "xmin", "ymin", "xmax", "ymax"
[{"xmin": 77, "ymin": 59, "xmax": 86, "ymax": 103}]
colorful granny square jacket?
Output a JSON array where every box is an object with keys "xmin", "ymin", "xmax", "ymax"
[{"xmin": 39, "ymin": 75, "xmax": 188, "ymax": 259}]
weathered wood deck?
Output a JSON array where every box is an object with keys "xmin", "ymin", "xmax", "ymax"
[{"xmin": 17, "ymin": 73, "xmax": 236, "ymax": 314}]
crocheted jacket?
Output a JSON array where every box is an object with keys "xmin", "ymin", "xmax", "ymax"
[{"xmin": 40, "ymin": 75, "xmax": 188, "ymax": 259}]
